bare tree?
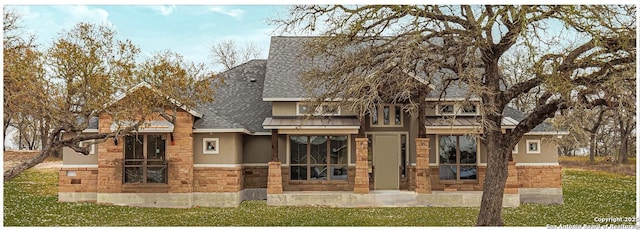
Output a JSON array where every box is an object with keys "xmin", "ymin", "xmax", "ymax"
[
  {"xmin": 210, "ymin": 39, "xmax": 261, "ymax": 71},
  {"xmin": 274, "ymin": 5, "xmax": 636, "ymax": 226},
  {"xmin": 4, "ymin": 22, "xmax": 217, "ymax": 180}
]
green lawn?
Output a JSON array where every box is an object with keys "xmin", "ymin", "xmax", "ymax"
[{"xmin": 3, "ymin": 168, "xmax": 636, "ymax": 226}]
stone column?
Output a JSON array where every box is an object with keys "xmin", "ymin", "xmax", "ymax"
[
  {"xmin": 354, "ymin": 138, "xmax": 369, "ymax": 194},
  {"xmin": 267, "ymin": 162, "xmax": 283, "ymax": 194},
  {"xmin": 415, "ymin": 138, "xmax": 431, "ymax": 194},
  {"xmin": 504, "ymin": 161, "xmax": 519, "ymax": 194}
]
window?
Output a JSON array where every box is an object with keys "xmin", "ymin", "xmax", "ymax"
[
  {"xmin": 370, "ymin": 104, "xmax": 403, "ymax": 127},
  {"xmin": 371, "ymin": 107, "xmax": 378, "ymax": 125},
  {"xmin": 439, "ymin": 135, "xmax": 477, "ymax": 180},
  {"xmin": 123, "ymin": 134, "xmax": 167, "ymax": 184},
  {"xmin": 400, "ymin": 134, "xmax": 407, "ymax": 178},
  {"xmin": 289, "ymin": 135, "xmax": 348, "ymax": 181},
  {"xmin": 395, "ymin": 106, "xmax": 402, "ymax": 125},
  {"xmin": 461, "ymin": 105, "xmax": 478, "ymax": 114},
  {"xmin": 437, "ymin": 104, "xmax": 455, "ymax": 115},
  {"xmin": 383, "ymin": 106, "xmax": 390, "ymax": 125},
  {"xmin": 512, "ymin": 143, "xmax": 518, "ymax": 154},
  {"xmin": 79, "ymin": 141, "xmax": 96, "ymax": 155},
  {"xmin": 526, "ymin": 140, "xmax": 541, "ymax": 154},
  {"xmin": 437, "ymin": 103, "xmax": 479, "ymax": 115},
  {"xmin": 203, "ymin": 138, "xmax": 220, "ymax": 154},
  {"xmin": 297, "ymin": 103, "xmax": 340, "ymax": 116},
  {"xmin": 366, "ymin": 134, "xmax": 374, "ymax": 177}
]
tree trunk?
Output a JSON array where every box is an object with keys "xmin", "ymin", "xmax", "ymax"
[
  {"xmin": 3, "ymin": 119, "xmax": 11, "ymax": 151},
  {"xmin": 619, "ymin": 119, "xmax": 630, "ymax": 164},
  {"xmin": 477, "ymin": 129, "xmax": 510, "ymax": 226},
  {"xmin": 3, "ymin": 147, "xmax": 55, "ymax": 181},
  {"xmin": 589, "ymin": 133, "xmax": 596, "ymax": 164}
]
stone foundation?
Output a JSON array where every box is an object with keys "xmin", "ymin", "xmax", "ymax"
[{"xmin": 267, "ymin": 191, "xmax": 519, "ymax": 207}]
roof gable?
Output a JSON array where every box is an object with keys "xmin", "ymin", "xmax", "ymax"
[{"xmin": 106, "ymin": 82, "xmax": 203, "ymax": 118}]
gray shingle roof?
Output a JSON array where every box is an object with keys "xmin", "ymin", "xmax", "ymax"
[
  {"xmin": 264, "ymin": 36, "xmax": 483, "ymax": 100},
  {"xmin": 503, "ymin": 106, "xmax": 558, "ymax": 132},
  {"xmin": 194, "ymin": 59, "xmax": 271, "ymax": 133},
  {"xmin": 263, "ymin": 36, "xmax": 313, "ymax": 99}
]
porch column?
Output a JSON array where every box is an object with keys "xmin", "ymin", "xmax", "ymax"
[
  {"xmin": 504, "ymin": 161, "xmax": 519, "ymax": 194},
  {"xmin": 354, "ymin": 138, "xmax": 369, "ymax": 194},
  {"xmin": 415, "ymin": 138, "xmax": 431, "ymax": 194},
  {"xmin": 267, "ymin": 129, "xmax": 282, "ymax": 194}
]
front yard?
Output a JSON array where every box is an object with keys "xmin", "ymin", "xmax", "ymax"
[{"xmin": 3, "ymin": 167, "xmax": 635, "ymax": 226}]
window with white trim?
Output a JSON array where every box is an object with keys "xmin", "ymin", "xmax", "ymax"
[
  {"xmin": 526, "ymin": 140, "xmax": 541, "ymax": 154},
  {"xmin": 297, "ymin": 103, "xmax": 340, "ymax": 116},
  {"xmin": 79, "ymin": 141, "xmax": 96, "ymax": 155},
  {"xmin": 437, "ymin": 104, "xmax": 455, "ymax": 115},
  {"xmin": 512, "ymin": 143, "xmax": 518, "ymax": 154},
  {"xmin": 461, "ymin": 105, "xmax": 478, "ymax": 115},
  {"xmin": 436, "ymin": 103, "xmax": 480, "ymax": 116},
  {"xmin": 203, "ymin": 138, "xmax": 220, "ymax": 154},
  {"xmin": 370, "ymin": 104, "xmax": 403, "ymax": 127}
]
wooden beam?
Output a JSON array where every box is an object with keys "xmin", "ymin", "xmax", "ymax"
[
  {"xmin": 358, "ymin": 114, "xmax": 365, "ymax": 137},
  {"xmin": 271, "ymin": 129, "xmax": 279, "ymax": 162}
]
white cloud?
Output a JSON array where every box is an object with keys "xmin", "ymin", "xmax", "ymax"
[
  {"xmin": 209, "ymin": 6, "xmax": 245, "ymax": 19},
  {"xmin": 58, "ymin": 5, "xmax": 111, "ymax": 27},
  {"xmin": 149, "ymin": 5, "xmax": 176, "ymax": 16}
]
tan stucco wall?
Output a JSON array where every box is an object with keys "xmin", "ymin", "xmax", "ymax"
[
  {"xmin": 194, "ymin": 133, "xmax": 243, "ymax": 164},
  {"xmin": 477, "ymin": 135, "xmax": 559, "ymax": 164},
  {"xmin": 242, "ymin": 135, "xmax": 271, "ymax": 164},
  {"xmin": 513, "ymin": 135, "xmax": 559, "ymax": 163},
  {"xmin": 272, "ymin": 102, "xmax": 297, "ymax": 116},
  {"xmin": 62, "ymin": 132, "xmax": 99, "ymax": 165}
]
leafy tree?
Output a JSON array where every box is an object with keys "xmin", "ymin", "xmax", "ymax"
[
  {"xmin": 4, "ymin": 22, "xmax": 217, "ymax": 180},
  {"xmin": 3, "ymin": 7, "xmax": 44, "ymax": 151},
  {"xmin": 210, "ymin": 39, "xmax": 262, "ymax": 71},
  {"xmin": 274, "ymin": 5, "xmax": 636, "ymax": 225}
]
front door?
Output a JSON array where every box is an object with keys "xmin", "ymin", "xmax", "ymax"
[{"xmin": 373, "ymin": 134, "xmax": 400, "ymax": 190}]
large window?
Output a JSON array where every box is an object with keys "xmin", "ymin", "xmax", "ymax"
[
  {"xmin": 439, "ymin": 135, "xmax": 477, "ymax": 180},
  {"xmin": 124, "ymin": 134, "xmax": 168, "ymax": 184},
  {"xmin": 290, "ymin": 135, "xmax": 348, "ymax": 181}
]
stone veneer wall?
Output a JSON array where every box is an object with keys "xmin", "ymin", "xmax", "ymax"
[
  {"xmin": 193, "ymin": 167, "xmax": 243, "ymax": 192},
  {"xmin": 244, "ymin": 166, "xmax": 268, "ymax": 189},
  {"xmin": 281, "ymin": 166, "xmax": 355, "ymax": 191},
  {"xmin": 58, "ymin": 168, "xmax": 99, "ymax": 194},
  {"xmin": 96, "ymin": 110, "xmax": 194, "ymax": 194},
  {"xmin": 517, "ymin": 165, "xmax": 562, "ymax": 188}
]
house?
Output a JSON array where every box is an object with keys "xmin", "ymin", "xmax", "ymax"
[{"xmin": 58, "ymin": 36, "xmax": 566, "ymax": 208}]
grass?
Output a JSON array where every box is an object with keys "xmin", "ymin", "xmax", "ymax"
[
  {"xmin": 559, "ymin": 156, "xmax": 636, "ymax": 177},
  {"xmin": 4, "ymin": 168, "xmax": 635, "ymax": 226}
]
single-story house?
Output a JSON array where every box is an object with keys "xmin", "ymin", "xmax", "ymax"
[{"xmin": 58, "ymin": 36, "xmax": 566, "ymax": 208}]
